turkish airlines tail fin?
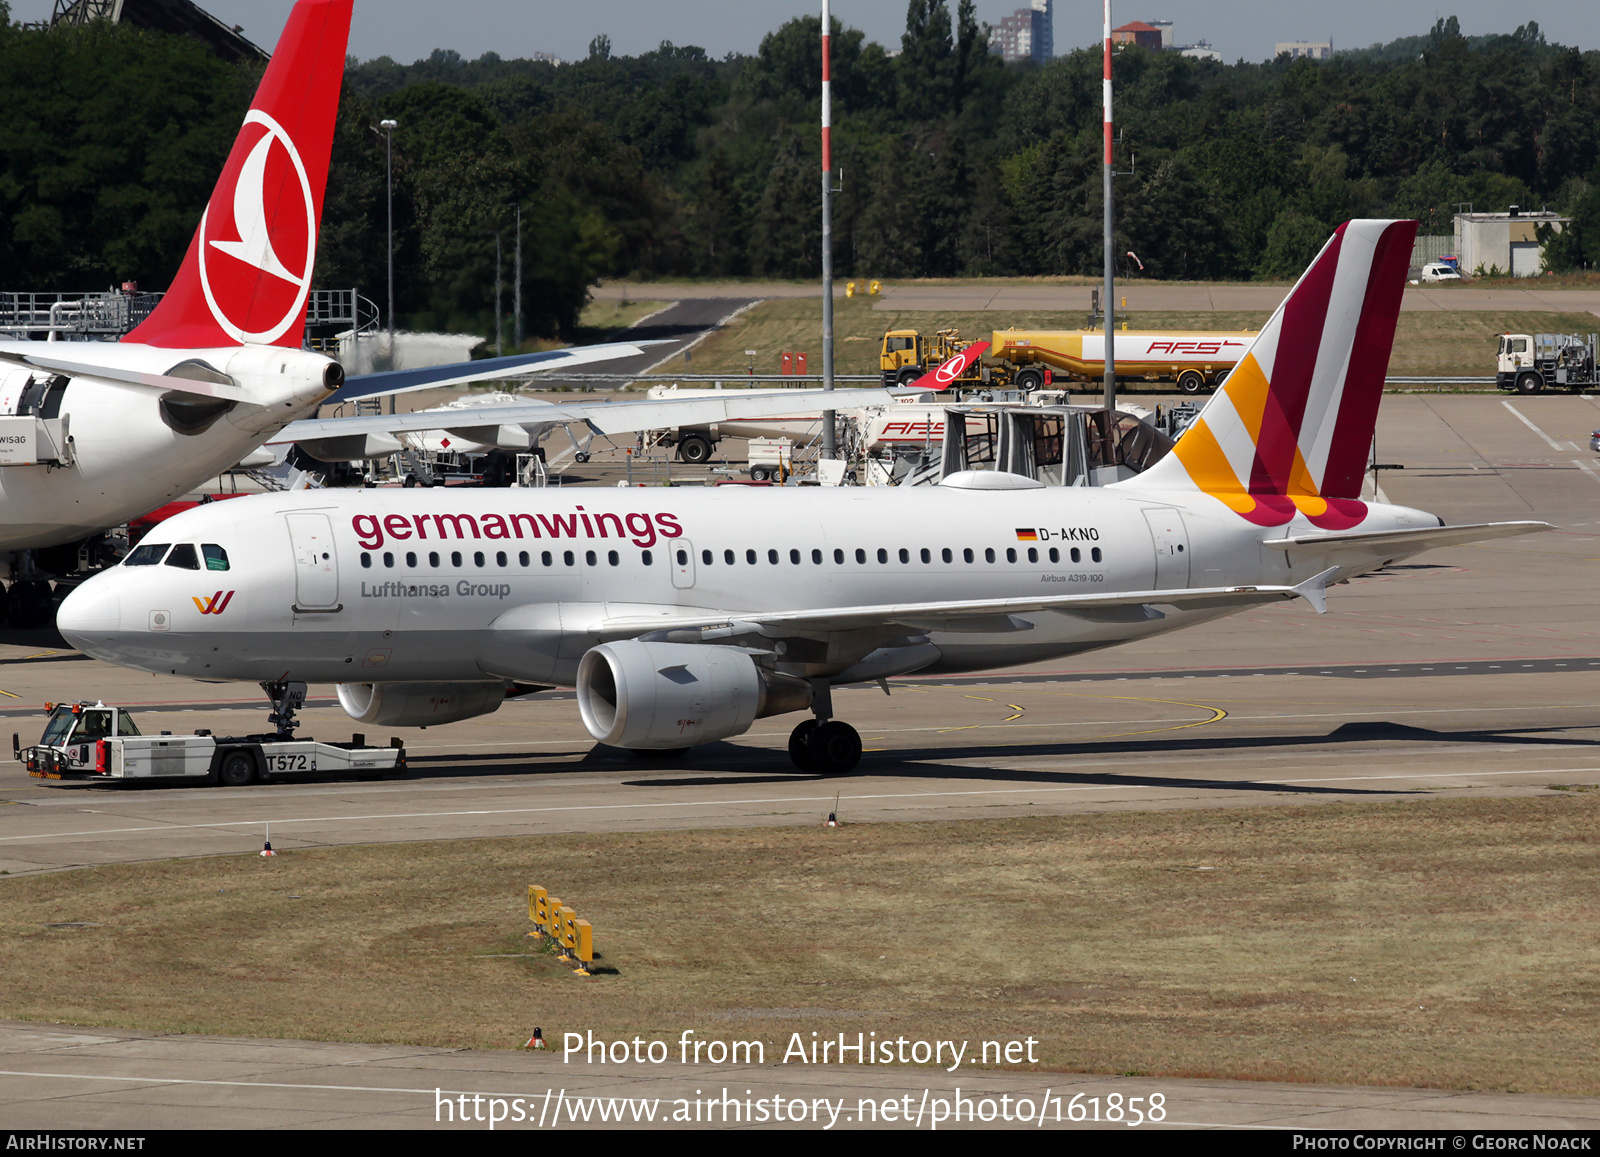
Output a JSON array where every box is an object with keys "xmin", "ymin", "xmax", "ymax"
[
  {"xmin": 1126, "ymin": 219, "xmax": 1418, "ymax": 530},
  {"xmin": 125, "ymin": 0, "xmax": 352, "ymax": 350}
]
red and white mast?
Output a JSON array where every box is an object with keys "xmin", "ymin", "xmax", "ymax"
[
  {"xmin": 820, "ymin": 0, "xmax": 836, "ymax": 458},
  {"xmin": 1102, "ymin": 0, "xmax": 1117, "ymax": 412}
]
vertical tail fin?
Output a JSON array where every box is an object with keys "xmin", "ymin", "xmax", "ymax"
[
  {"xmin": 1129, "ymin": 219, "xmax": 1418, "ymax": 530},
  {"xmin": 125, "ymin": 0, "xmax": 352, "ymax": 349}
]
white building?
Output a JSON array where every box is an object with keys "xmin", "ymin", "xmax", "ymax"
[
  {"xmin": 1454, "ymin": 208, "xmax": 1570, "ymax": 278},
  {"xmin": 1276, "ymin": 41, "xmax": 1332, "ymax": 61}
]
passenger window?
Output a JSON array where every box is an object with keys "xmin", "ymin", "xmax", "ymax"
[
  {"xmin": 676, "ymin": 549, "xmax": 688, "ymax": 565},
  {"xmin": 768, "ymin": 549, "xmax": 779, "ymax": 565},
  {"xmin": 898, "ymin": 548, "xmax": 910, "ymax": 564},
  {"xmin": 941, "ymin": 548, "xmax": 952, "ymax": 563},
  {"xmin": 963, "ymin": 548, "xmax": 974, "ymax": 563},
  {"xmin": 124, "ymin": 543, "xmax": 170, "ymax": 566},
  {"xmin": 1006, "ymin": 548, "xmax": 1017, "ymax": 563},
  {"xmin": 360, "ymin": 553, "xmax": 372, "ymax": 569},
  {"xmin": 1091, "ymin": 547, "xmax": 1102, "ymax": 563},
  {"xmin": 790, "ymin": 549, "xmax": 801, "ymax": 565},
  {"xmin": 985, "ymin": 548, "xmax": 995, "ymax": 563},
  {"xmin": 407, "ymin": 551, "xmax": 418, "ymax": 567},
  {"xmin": 451, "ymin": 551, "xmax": 463, "ymax": 567},
  {"xmin": 856, "ymin": 548, "xmax": 866, "ymax": 564},
  {"xmin": 746, "ymin": 549, "xmax": 757, "ymax": 565},
  {"xmin": 1027, "ymin": 547, "xmax": 1038, "ymax": 563},
  {"xmin": 585, "ymin": 551, "xmax": 597, "ymax": 567},
  {"xmin": 642, "ymin": 550, "xmax": 653, "ymax": 566},
  {"xmin": 877, "ymin": 548, "xmax": 888, "ymax": 564},
  {"xmin": 473, "ymin": 551, "xmax": 485, "ymax": 567},
  {"xmin": 496, "ymin": 551, "xmax": 507, "ymax": 567},
  {"xmin": 201, "ymin": 544, "xmax": 230, "ymax": 572},
  {"xmin": 1071, "ymin": 548, "xmax": 1080, "ymax": 563},
  {"xmin": 541, "ymin": 551, "xmax": 552, "ymax": 567},
  {"xmin": 702, "ymin": 549, "xmax": 712, "ymax": 565},
  {"xmin": 920, "ymin": 548, "xmax": 931, "ymax": 563},
  {"xmin": 1048, "ymin": 547, "xmax": 1059, "ymax": 563},
  {"xmin": 724, "ymin": 549, "xmax": 735, "ymax": 565},
  {"xmin": 563, "ymin": 551, "xmax": 575, "ymax": 566},
  {"xmin": 519, "ymin": 551, "xmax": 530, "ymax": 566},
  {"xmin": 164, "ymin": 544, "xmax": 200, "ymax": 570},
  {"xmin": 383, "ymin": 552, "xmax": 394, "ymax": 568},
  {"xmin": 813, "ymin": 549, "xmax": 823, "ymax": 565},
  {"xmin": 608, "ymin": 551, "xmax": 619, "ymax": 566},
  {"xmin": 429, "ymin": 551, "xmax": 441, "ymax": 567}
]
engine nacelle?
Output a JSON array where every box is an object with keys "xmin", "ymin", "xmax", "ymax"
[
  {"xmin": 337, "ymin": 681, "xmax": 510, "ymax": 727},
  {"xmin": 577, "ymin": 641, "xmax": 810, "ymax": 750}
]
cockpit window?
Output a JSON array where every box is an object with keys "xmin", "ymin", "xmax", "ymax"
[
  {"xmin": 125, "ymin": 544, "xmax": 170, "ymax": 566},
  {"xmin": 201, "ymin": 544, "xmax": 230, "ymax": 572},
  {"xmin": 164, "ymin": 543, "xmax": 200, "ymax": 570}
]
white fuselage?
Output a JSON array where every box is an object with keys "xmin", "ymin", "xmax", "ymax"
[
  {"xmin": 58, "ymin": 482, "xmax": 1439, "ymax": 686},
  {"xmin": 0, "ymin": 340, "xmax": 338, "ymax": 551}
]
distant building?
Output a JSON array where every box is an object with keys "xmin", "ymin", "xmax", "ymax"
[
  {"xmin": 1178, "ymin": 41, "xmax": 1222, "ymax": 62},
  {"xmin": 1145, "ymin": 20, "xmax": 1174, "ymax": 49},
  {"xmin": 529, "ymin": 51, "xmax": 563, "ymax": 66},
  {"xmin": 1454, "ymin": 208, "xmax": 1569, "ymax": 278},
  {"xmin": 1276, "ymin": 40, "xmax": 1333, "ymax": 61},
  {"xmin": 994, "ymin": 0, "xmax": 1053, "ymax": 65},
  {"xmin": 1112, "ymin": 21, "xmax": 1163, "ymax": 51}
]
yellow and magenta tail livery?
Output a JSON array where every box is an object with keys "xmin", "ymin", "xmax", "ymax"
[{"xmin": 1134, "ymin": 220, "xmax": 1418, "ymax": 529}]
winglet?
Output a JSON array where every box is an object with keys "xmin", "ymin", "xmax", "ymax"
[{"xmin": 1291, "ymin": 566, "xmax": 1341, "ymax": 614}]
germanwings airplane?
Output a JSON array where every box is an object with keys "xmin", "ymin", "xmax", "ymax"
[{"xmin": 57, "ymin": 219, "xmax": 1547, "ymax": 774}]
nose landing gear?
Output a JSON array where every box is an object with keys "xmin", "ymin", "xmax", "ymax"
[{"xmin": 787, "ymin": 681, "xmax": 862, "ymax": 774}]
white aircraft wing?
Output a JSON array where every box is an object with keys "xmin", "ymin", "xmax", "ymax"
[
  {"xmin": 325, "ymin": 342, "xmax": 666, "ymax": 403},
  {"xmin": 592, "ymin": 571, "xmax": 1342, "ymax": 640},
  {"xmin": 271, "ymin": 387, "xmax": 912, "ymax": 445}
]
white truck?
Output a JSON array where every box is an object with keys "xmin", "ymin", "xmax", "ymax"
[
  {"xmin": 1497, "ymin": 332, "xmax": 1599, "ymax": 394},
  {"xmin": 17, "ymin": 694, "xmax": 405, "ymax": 786}
]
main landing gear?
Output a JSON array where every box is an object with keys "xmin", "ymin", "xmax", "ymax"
[{"xmin": 787, "ymin": 681, "xmax": 862, "ymax": 774}]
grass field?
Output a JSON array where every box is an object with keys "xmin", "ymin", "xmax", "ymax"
[
  {"xmin": 4, "ymin": 793, "xmax": 1597, "ymax": 1093},
  {"xmin": 650, "ymin": 296, "xmax": 1600, "ymax": 384}
]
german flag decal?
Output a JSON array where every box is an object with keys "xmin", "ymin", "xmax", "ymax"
[{"xmin": 1015, "ymin": 528, "xmax": 1039, "ymax": 541}]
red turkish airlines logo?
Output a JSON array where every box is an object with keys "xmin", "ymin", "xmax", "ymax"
[
  {"xmin": 192, "ymin": 591, "xmax": 236, "ymax": 615},
  {"xmin": 198, "ymin": 110, "xmax": 317, "ymax": 345}
]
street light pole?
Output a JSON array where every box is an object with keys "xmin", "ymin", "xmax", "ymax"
[{"xmin": 380, "ymin": 118, "xmax": 398, "ymax": 369}]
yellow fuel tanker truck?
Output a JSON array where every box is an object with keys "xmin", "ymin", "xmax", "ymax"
[{"xmin": 881, "ymin": 327, "xmax": 1257, "ymax": 394}]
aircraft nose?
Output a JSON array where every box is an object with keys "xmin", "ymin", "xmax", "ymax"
[{"xmin": 56, "ymin": 581, "xmax": 122, "ymax": 650}]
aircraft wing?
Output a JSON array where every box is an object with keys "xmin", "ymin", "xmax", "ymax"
[
  {"xmin": 593, "ymin": 572, "xmax": 1339, "ymax": 639},
  {"xmin": 325, "ymin": 342, "xmax": 667, "ymax": 403},
  {"xmin": 271, "ymin": 386, "xmax": 913, "ymax": 445}
]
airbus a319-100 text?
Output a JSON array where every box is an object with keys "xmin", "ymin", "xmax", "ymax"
[{"xmin": 58, "ymin": 219, "xmax": 1547, "ymax": 774}]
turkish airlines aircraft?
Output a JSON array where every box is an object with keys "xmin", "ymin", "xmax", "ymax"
[
  {"xmin": 58, "ymin": 220, "xmax": 1547, "ymax": 774},
  {"xmin": 0, "ymin": 0, "xmax": 660, "ymax": 572}
]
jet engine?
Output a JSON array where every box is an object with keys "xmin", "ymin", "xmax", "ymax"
[
  {"xmin": 576, "ymin": 641, "xmax": 811, "ymax": 751},
  {"xmin": 337, "ymin": 681, "xmax": 511, "ymax": 727}
]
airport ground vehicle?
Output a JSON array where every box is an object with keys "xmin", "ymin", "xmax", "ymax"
[
  {"xmin": 1496, "ymin": 332, "xmax": 1599, "ymax": 393},
  {"xmin": 880, "ymin": 328, "xmax": 1254, "ymax": 394},
  {"xmin": 17, "ymin": 690, "xmax": 404, "ymax": 786},
  {"xmin": 1419, "ymin": 262, "xmax": 1463, "ymax": 283}
]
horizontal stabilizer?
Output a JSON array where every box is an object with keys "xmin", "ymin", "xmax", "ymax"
[
  {"xmin": 1261, "ymin": 522, "xmax": 1551, "ymax": 554},
  {"xmin": 0, "ymin": 349, "xmax": 252, "ymax": 403}
]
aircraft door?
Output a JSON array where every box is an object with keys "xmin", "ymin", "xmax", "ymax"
[
  {"xmin": 286, "ymin": 512, "xmax": 341, "ymax": 611},
  {"xmin": 671, "ymin": 539, "xmax": 696, "ymax": 589},
  {"xmin": 1142, "ymin": 508, "xmax": 1190, "ymax": 589}
]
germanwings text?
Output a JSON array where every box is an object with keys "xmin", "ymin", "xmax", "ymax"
[{"xmin": 353, "ymin": 507, "xmax": 683, "ymax": 552}]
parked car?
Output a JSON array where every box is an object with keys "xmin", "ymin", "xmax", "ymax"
[{"xmin": 1420, "ymin": 262, "xmax": 1463, "ymax": 283}]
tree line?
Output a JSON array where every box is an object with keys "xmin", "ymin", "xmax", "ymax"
[{"xmin": 1, "ymin": 2, "xmax": 1597, "ymax": 344}]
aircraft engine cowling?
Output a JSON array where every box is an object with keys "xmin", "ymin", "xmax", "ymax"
[
  {"xmin": 577, "ymin": 642, "xmax": 811, "ymax": 750},
  {"xmin": 337, "ymin": 681, "xmax": 511, "ymax": 727}
]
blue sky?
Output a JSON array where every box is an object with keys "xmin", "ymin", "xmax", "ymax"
[{"xmin": 7, "ymin": 1, "xmax": 1592, "ymax": 64}]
